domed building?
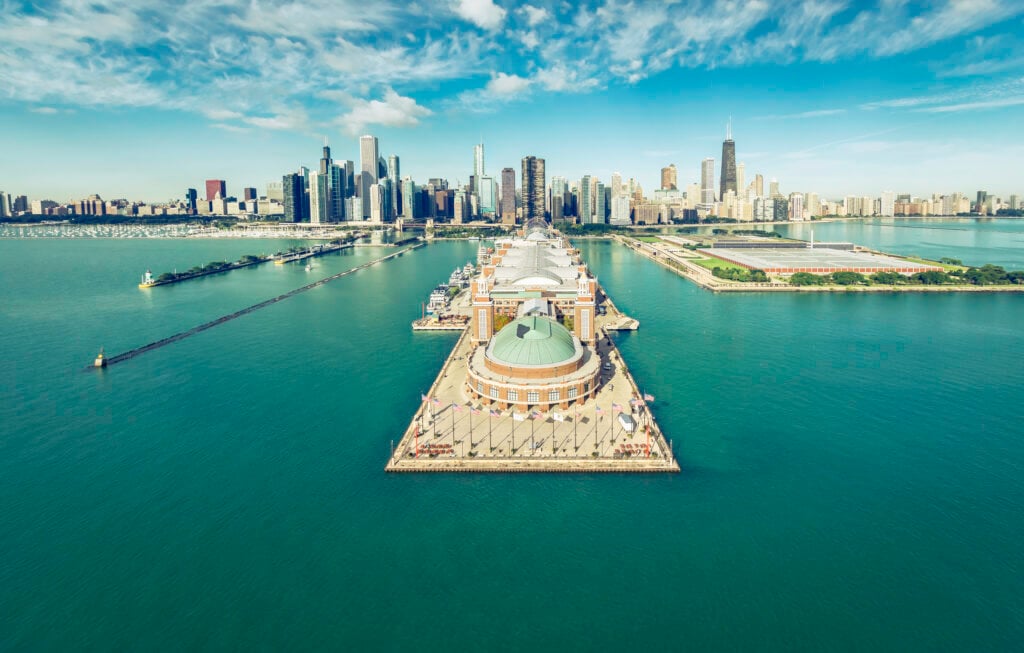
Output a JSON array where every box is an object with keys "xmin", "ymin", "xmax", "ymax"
[{"xmin": 465, "ymin": 224, "xmax": 603, "ymax": 410}]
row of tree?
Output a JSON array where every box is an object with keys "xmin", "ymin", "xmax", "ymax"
[
  {"xmin": 789, "ymin": 264, "xmax": 1024, "ymax": 286},
  {"xmin": 712, "ymin": 267, "xmax": 769, "ymax": 282},
  {"xmin": 154, "ymin": 255, "xmax": 266, "ymax": 283}
]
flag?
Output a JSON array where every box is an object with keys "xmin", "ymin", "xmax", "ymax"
[
  {"xmin": 513, "ymin": 412, "xmax": 526, "ymax": 422},
  {"xmin": 644, "ymin": 393, "xmax": 655, "ymax": 402},
  {"xmin": 420, "ymin": 393, "xmax": 428, "ymax": 402},
  {"xmin": 452, "ymin": 403, "xmax": 462, "ymax": 412},
  {"xmin": 612, "ymin": 402, "xmax": 623, "ymax": 412},
  {"xmin": 471, "ymin": 407, "xmax": 482, "ymax": 415},
  {"xmin": 595, "ymin": 406, "xmax": 604, "ymax": 415},
  {"xmin": 431, "ymin": 397, "xmax": 441, "ymax": 405},
  {"xmin": 629, "ymin": 398, "xmax": 641, "ymax": 406},
  {"xmin": 552, "ymin": 412, "xmax": 565, "ymax": 422},
  {"xmin": 531, "ymin": 410, "xmax": 543, "ymax": 420},
  {"xmin": 490, "ymin": 409, "xmax": 502, "ymax": 417}
]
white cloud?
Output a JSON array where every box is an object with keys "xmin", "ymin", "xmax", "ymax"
[
  {"xmin": 452, "ymin": 0, "xmax": 507, "ymax": 30},
  {"xmin": 487, "ymin": 72, "xmax": 531, "ymax": 95},
  {"xmin": 337, "ymin": 89, "xmax": 432, "ymax": 135},
  {"xmin": 520, "ymin": 4, "xmax": 549, "ymax": 26},
  {"xmin": 29, "ymin": 107, "xmax": 59, "ymax": 115}
]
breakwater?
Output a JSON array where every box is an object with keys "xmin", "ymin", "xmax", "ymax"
[{"xmin": 88, "ymin": 243, "xmax": 424, "ymax": 370}]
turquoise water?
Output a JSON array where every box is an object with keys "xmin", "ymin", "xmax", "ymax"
[
  {"xmin": 2, "ymin": 235, "xmax": 1023, "ymax": 650},
  {"xmin": 775, "ymin": 218, "xmax": 1024, "ymax": 268}
]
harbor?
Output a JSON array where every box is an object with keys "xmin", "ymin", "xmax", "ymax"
[{"xmin": 388, "ymin": 224, "xmax": 676, "ymax": 473}]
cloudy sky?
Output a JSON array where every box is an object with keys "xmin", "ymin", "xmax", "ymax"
[{"xmin": 2, "ymin": 0, "xmax": 1023, "ymax": 202}]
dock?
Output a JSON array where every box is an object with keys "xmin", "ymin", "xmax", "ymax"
[{"xmin": 386, "ymin": 311, "xmax": 676, "ymax": 474}]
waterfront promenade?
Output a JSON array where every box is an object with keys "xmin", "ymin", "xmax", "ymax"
[{"xmin": 386, "ymin": 310, "xmax": 678, "ymax": 473}]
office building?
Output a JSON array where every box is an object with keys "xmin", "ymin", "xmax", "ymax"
[
  {"xmin": 660, "ymin": 164, "xmax": 677, "ymax": 190},
  {"xmin": 359, "ymin": 135, "xmax": 379, "ymax": 219},
  {"xmin": 282, "ymin": 172, "xmax": 307, "ymax": 223},
  {"xmin": 500, "ymin": 167, "xmax": 516, "ymax": 224},
  {"xmin": 243, "ymin": 187, "xmax": 257, "ymax": 201},
  {"xmin": 205, "ymin": 179, "xmax": 226, "ymax": 201},
  {"xmin": 185, "ymin": 188, "xmax": 198, "ymax": 214},
  {"xmin": 521, "ymin": 156, "xmax": 546, "ymax": 223},
  {"xmin": 720, "ymin": 122, "xmax": 737, "ymax": 198},
  {"xmin": 701, "ymin": 158, "xmax": 716, "ymax": 206}
]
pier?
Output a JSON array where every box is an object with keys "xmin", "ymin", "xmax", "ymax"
[
  {"xmin": 387, "ymin": 226, "xmax": 675, "ymax": 474},
  {"xmin": 386, "ymin": 317, "xmax": 677, "ymax": 473},
  {"xmin": 88, "ymin": 243, "xmax": 424, "ymax": 371}
]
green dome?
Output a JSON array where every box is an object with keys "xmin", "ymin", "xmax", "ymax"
[{"xmin": 489, "ymin": 316, "xmax": 578, "ymax": 366}]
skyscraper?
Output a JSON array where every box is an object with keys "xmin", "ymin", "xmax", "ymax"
[
  {"xmin": 754, "ymin": 174, "xmax": 764, "ymax": 197},
  {"xmin": 282, "ymin": 172, "xmax": 307, "ymax": 223},
  {"xmin": 185, "ymin": 188, "xmax": 197, "ymax": 214},
  {"xmin": 401, "ymin": 177, "xmax": 417, "ymax": 219},
  {"xmin": 736, "ymin": 162, "xmax": 746, "ymax": 196},
  {"xmin": 473, "ymin": 144, "xmax": 485, "ymax": 181},
  {"xmin": 308, "ymin": 171, "xmax": 329, "ymax": 224},
  {"xmin": 660, "ymin": 164, "xmax": 677, "ymax": 190},
  {"xmin": 700, "ymin": 158, "xmax": 716, "ymax": 206},
  {"xmin": 720, "ymin": 122, "xmax": 737, "ymax": 198},
  {"xmin": 243, "ymin": 187, "xmax": 257, "ymax": 201},
  {"xmin": 579, "ymin": 175, "xmax": 593, "ymax": 223},
  {"xmin": 387, "ymin": 155, "xmax": 400, "ymax": 219},
  {"xmin": 521, "ymin": 156, "xmax": 545, "ymax": 223},
  {"xmin": 500, "ymin": 167, "xmax": 516, "ymax": 224},
  {"xmin": 359, "ymin": 135, "xmax": 379, "ymax": 219},
  {"xmin": 205, "ymin": 179, "xmax": 226, "ymax": 201}
]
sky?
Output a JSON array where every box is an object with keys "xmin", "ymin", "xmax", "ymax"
[{"xmin": 2, "ymin": 0, "xmax": 1023, "ymax": 203}]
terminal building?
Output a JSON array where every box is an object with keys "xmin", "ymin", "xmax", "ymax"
[{"xmin": 466, "ymin": 220, "xmax": 603, "ymax": 411}]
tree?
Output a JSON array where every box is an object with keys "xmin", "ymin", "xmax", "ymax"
[
  {"xmin": 870, "ymin": 271, "xmax": 903, "ymax": 285},
  {"xmin": 749, "ymin": 269, "xmax": 769, "ymax": 282},
  {"xmin": 789, "ymin": 272, "xmax": 827, "ymax": 286},
  {"xmin": 830, "ymin": 271, "xmax": 867, "ymax": 285}
]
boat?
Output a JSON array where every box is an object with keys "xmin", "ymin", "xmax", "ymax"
[{"xmin": 305, "ymin": 263, "xmax": 313, "ymax": 271}]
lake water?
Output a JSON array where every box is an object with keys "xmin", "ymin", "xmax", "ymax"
[{"xmin": 1, "ymin": 229, "xmax": 1022, "ymax": 650}]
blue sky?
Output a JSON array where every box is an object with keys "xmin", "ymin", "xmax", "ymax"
[{"xmin": 2, "ymin": 0, "xmax": 1023, "ymax": 202}]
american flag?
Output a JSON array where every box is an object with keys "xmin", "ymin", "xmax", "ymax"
[
  {"xmin": 420, "ymin": 393, "xmax": 428, "ymax": 402},
  {"xmin": 471, "ymin": 407, "xmax": 482, "ymax": 415},
  {"xmin": 531, "ymin": 410, "xmax": 544, "ymax": 420},
  {"xmin": 452, "ymin": 403, "xmax": 462, "ymax": 412},
  {"xmin": 629, "ymin": 398, "xmax": 641, "ymax": 406},
  {"xmin": 643, "ymin": 393, "xmax": 655, "ymax": 402},
  {"xmin": 612, "ymin": 402, "xmax": 623, "ymax": 412},
  {"xmin": 490, "ymin": 409, "xmax": 502, "ymax": 417},
  {"xmin": 595, "ymin": 406, "xmax": 604, "ymax": 415},
  {"xmin": 431, "ymin": 397, "xmax": 441, "ymax": 405}
]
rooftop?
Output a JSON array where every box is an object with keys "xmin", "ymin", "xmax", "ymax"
[{"xmin": 489, "ymin": 315, "xmax": 578, "ymax": 367}]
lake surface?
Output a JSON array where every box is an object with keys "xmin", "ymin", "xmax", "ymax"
[
  {"xmin": 775, "ymin": 218, "xmax": 1024, "ymax": 268},
  {"xmin": 1, "ymin": 233, "xmax": 1022, "ymax": 650}
]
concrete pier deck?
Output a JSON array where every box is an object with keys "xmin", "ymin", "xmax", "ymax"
[{"xmin": 386, "ymin": 312, "xmax": 677, "ymax": 474}]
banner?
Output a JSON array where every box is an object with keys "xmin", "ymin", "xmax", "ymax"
[{"xmin": 513, "ymin": 412, "xmax": 526, "ymax": 422}]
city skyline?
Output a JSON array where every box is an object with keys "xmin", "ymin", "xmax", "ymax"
[{"xmin": 2, "ymin": 1, "xmax": 1024, "ymax": 200}]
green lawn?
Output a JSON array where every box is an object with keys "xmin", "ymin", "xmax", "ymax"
[
  {"xmin": 692, "ymin": 254, "xmax": 749, "ymax": 272},
  {"xmin": 633, "ymin": 236, "xmax": 662, "ymax": 243},
  {"xmin": 902, "ymin": 256, "xmax": 967, "ymax": 271}
]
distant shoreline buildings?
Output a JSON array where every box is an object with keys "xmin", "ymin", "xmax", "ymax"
[{"xmin": 3, "ymin": 126, "xmax": 1020, "ymax": 223}]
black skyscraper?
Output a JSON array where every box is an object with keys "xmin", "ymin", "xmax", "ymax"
[
  {"xmin": 720, "ymin": 121, "xmax": 737, "ymax": 199},
  {"xmin": 283, "ymin": 173, "xmax": 307, "ymax": 223}
]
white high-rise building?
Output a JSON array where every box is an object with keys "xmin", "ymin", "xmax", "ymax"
[
  {"xmin": 308, "ymin": 171, "xmax": 329, "ymax": 224},
  {"xmin": 736, "ymin": 162, "xmax": 745, "ymax": 197},
  {"xmin": 359, "ymin": 135, "xmax": 379, "ymax": 219},
  {"xmin": 369, "ymin": 183, "xmax": 385, "ymax": 222},
  {"xmin": 610, "ymin": 195, "xmax": 631, "ymax": 225},
  {"xmin": 700, "ymin": 158, "xmax": 716, "ymax": 206},
  {"xmin": 473, "ymin": 143, "xmax": 485, "ymax": 180},
  {"xmin": 880, "ymin": 190, "xmax": 895, "ymax": 217}
]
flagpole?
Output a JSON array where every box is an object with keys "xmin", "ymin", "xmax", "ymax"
[
  {"xmin": 488, "ymin": 411, "xmax": 493, "ymax": 451},
  {"xmin": 511, "ymin": 411, "xmax": 515, "ymax": 454}
]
